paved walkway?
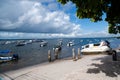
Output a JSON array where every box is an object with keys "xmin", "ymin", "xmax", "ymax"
[{"xmin": 0, "ymin": 54, "xmax": 120, "ymax": 80}]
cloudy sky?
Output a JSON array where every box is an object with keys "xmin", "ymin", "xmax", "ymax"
[{"xmin": 0, "ymin": 0, "xmax": 119, "ymax": 39}]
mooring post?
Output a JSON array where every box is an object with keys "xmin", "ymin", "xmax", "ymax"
[
  {"xmin": 78, "ymin": 48, "xmax": 81, "ymax": 59},
  {"xmin": 55, "ymin": 48, "xmax": 58, "ymax": 59},
  {"xmin": 72, "ymin": 48, "xmax": 76, "ymax": 61},
  {"xmin": 48, "ymin": 50, "xmax": 51, "ymax": 62}
]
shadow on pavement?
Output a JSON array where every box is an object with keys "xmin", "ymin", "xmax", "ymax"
[{"xmin": 87, "ymin": 54, "xmax": 120, "ymax": 77}]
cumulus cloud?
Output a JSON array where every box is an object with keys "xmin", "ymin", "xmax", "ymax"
[
  {"xmin": 0, "ymin": 0, "xmax": 81, "ymax": 34},
  {"xmin": 0, "ymin": 0, "xmax": 114, "ymax": 39}
]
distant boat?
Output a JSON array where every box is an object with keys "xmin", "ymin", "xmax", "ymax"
[
  {"xmin": 81, "ymin": 40, "xmax": 112, "ymax": 54},
  {"xmin": 53, "ymin": 40, "xmax": 62, "ymax": 51},
  {"xmin": 67, "ymin": 41, "xmax": 74, "ymax": 47},
  {"xmin": 16, "ymin": 42, "xmax": 26, "ymax": 46},
  {"xmin": 4, "ymin": 41, "xmax": 11, "ymax": 44},
  {"xmin": 25, "ymin": 40, "xmax": 33, "ymax": 44},
  {"xmin": 0, "ymin": 50, "xmax": 19, "ymax": 63},
  {"xmin": 16, "ymin": 40, "xmax": 26, "ymax": 46},
  {"xmin": 58, "ymin": 40, "xmax": 63, "ymax": 46},
  {"xmin": 53, "ymin": 45, "xmax": 62, "ymax": 51},
  {"xmin": 40, "ymin": 40, "xmax": 48, "ymax": 47}
]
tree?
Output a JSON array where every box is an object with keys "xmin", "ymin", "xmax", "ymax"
[{"xmin": 58, "ymin": 0, "xmax": 120, "ymax": 34}]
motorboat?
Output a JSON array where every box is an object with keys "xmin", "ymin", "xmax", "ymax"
[
  {"xmin": 16, "ymin": 42, "xmax": 26, "ymax": 46},
  {"xmin": 67, "ymin": 41, "xmax": 74, "ymax": 47},
  {"xmin": 53, "ymin": 45, "xmax": 62, "ymax": 51},
  {"xmin": 0, "ymin": 50, "xmax": 19, "ymax": 63},
  {"xmin": 53, "ymin": 40, "xmax": 62, "ymax": 51},
  {"xmin": 58, "ymin": 40, "xmax": 63, "ymax": 46},
  {"xmin": 25, "ymin": 40, "xmax": 33, "ymax": 44},
  {"xmin": 81, "ymin": 40, "xmax": 112, "ymax": 54},
  {"xmin": 40, "ymin": 40, "xmax": 48, "ymax": 47},
  {"xmin": 16, "ymin": 40, "xmax": 26, "ymax": 46}
]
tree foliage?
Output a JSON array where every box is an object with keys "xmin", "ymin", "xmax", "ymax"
[{"xmin": 58, "ymin": 0, "xmax": 120, "ymax": 34}]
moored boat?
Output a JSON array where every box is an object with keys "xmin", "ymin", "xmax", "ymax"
[
  {"xmin": 40, "ymin": 40, "xmax": 48, "ymax": 47},
  {"xmin": 53, "ymin": 45, "xmax": 62, "ymax": 51},
  {"xmin": 16, "ymin": 41, "xmax": 26, "ymax": 46},
  {"xmin": 81, "ymin": 40, "xmax": 112, "ymax": 54},
  {"xmin": 67, "ymin": 41, "xmax": 74, "ymax": 47},
  {"xmin": 0, "ymin": 50, "xmax": 19, "ymax": 63}
]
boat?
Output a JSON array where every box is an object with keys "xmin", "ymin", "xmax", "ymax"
[
  {"xmin": 16, "ymin": 41, "xmax": 26, "ymax": 46},
  {"xmin": 53, "ymin": 45, "xmax": 62, "ymax": 51},
  {"xmin": 40, "ymin": 40, "xmax": 48, "ymax": 47},
  {"xmin": 58, "ymin": 40, "xmax": 63, "ymax": 46},
  {"xmin": 53, "ymin": 40, "xmax": 62, "ymax": 51},
  {"xmin": 81, "ymin": 40, "xmax": 112, "ymax": 54},
  {"xmin": 67, "ymin": 41, "xmax": 74, "ymax": 47},
  {"xmin": 25, "ymin": 40, "xmax": 33, "ymax": 44},
  {"xmin": 0, "ymin": 50, "xmax": 19, "ymax": 63},
  {"xmin": 16, "ymin": 42, "xmax": 26, "ymax": 46},
  {"xmin": 4, "ymin": 41, "xmax": 11, "ymax": 44}
]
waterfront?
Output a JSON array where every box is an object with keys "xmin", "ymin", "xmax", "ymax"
[
  {"xmin": 1, "ymin": 54, "xmax": 120, "ymax": 80},
  {"xmin": 0, "ymin": 37, "xmax": 120, "ymax": 73}
]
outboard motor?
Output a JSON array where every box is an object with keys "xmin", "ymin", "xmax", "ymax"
[{"xmin": 12, "ymin": 54, "xmax": 19, "ymax": 60}]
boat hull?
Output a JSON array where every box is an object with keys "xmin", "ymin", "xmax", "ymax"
[
  {"xmin": 81, "ymin": 51, "xmax": 110, "ymax": 55},
  {"xmin": 81, "ymin": 46, "xmax": 112, "ymax": 55}
]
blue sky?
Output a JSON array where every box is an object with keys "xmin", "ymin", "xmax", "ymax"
[{"xmin": 0, "ymin": 0, "xmax": 119, "ymax": 39}]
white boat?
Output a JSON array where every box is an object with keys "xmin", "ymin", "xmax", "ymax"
[
  {"xmin": 25, "ymin": 40, "xmax": 33, "ymax": 44},
  {"xmin": 40, "ymin": 40, "xmax": 48, "ymax": 47},
  {"xmin": 58, "ymin": 40, "xmax": 63, "ymax": 46},
  {"xmin": 4, "ymin": 41, "xmax": 11, "ymax": 44},
  {"xmin": 53, "ymin": 40, "xmax": 62, "ymax": 51},
  {"xmin": 53, "ymin": 45, "xmax": 62, "ymax": 51},
  {"xmin": 67, "ymin": 41, "xmax": 74, "ymax": 47},
  {"xmin": 81, "ymin": 40, "xmax": 112, "ymax": 54}
]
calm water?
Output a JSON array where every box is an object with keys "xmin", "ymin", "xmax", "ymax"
[{"xmin": 0, "ymin": 38, "xmax": 120, "ymax": 73}]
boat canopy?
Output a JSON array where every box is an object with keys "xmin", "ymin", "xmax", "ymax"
[{"xmin": 0, "ymin": 50, "xmax": 11, "ymax": 54}]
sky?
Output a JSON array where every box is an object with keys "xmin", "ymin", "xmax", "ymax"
[{"xmin": 0, "ymin": 0, "xmax": 119, "ymax": 39}]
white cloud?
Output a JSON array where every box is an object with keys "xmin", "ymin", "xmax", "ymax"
[
  {"xmin": 0, "ymin": 0, "xmax": 115, "ymax": 39},
  {"xmin": 0, "ymin": 0, "xmax": 81, "ymax": 34}
]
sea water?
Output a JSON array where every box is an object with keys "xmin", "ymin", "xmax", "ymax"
[{"xmin": 0, "ymin": 37, "xmax": 120, "ymax": 72}]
